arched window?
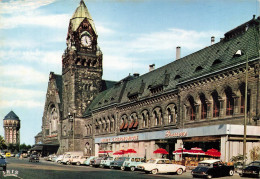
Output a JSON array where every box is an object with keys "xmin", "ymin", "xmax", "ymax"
[
  {"xmin": 188, "ymin": 96, "xmax": 196, "ymax": 121},
  {"xmin": 200, "ymin": 94, "xmax": 207, "ymax": 119},
  {"xmin": 239, "ymin": 83, "xmax": 250, "ymax": 114},
  {"xmin": 212, "ymin": 91, "xmax": 220, "ymax": 117},
  {"xmin": 154, "ymin": 111, "xmax": 159, "ymax": 126},
  {"xmin": 225, "ymin": 87, "xmax": 234, "ymax": 116},
  {"xmin": 167, "ymin": 108, "xmax": 173, "ymax": 123}
]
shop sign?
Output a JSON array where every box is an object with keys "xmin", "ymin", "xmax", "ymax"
[
  {"xmin": 100, "ymin": 135, "xmax": 138, "ymax": 143},
  {"xmin": 165, "ymin": 130, "xmax": 187, "ymax": 138}
]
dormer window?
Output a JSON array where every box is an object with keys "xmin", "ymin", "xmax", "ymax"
[
  {"xmin": 212, "ymin": 59, "xmax": 222, "ymax": 66},
  {"xmin": 195, "ymin": 66, "xmax": 203, "ymax": 72},
  {"xmin": 150, "ymin": 85, "xmax": 163, "ymax": 94},
  {"xmin": 174, "ymin": 75, "xmax": 181, "ymax": 80},
  {"xmin": 233, "ymin": 50, "xmax": 244, "ymax": 57},
  {"xmin": 127, "ymin": 92, "xmax": 139, "ymax": 101}
]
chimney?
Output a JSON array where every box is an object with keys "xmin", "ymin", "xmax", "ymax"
[
  {"xmin": 149, "ymin": 64, "xmax": 155, "ymax": 72},
  {"xmin": 211, "ymin": 36, "xmax": 215, "ymax": 45},
  {"xmin": 176, "ymin": 46, "xmax": 181, "ymax": 60},
  {"xmin": 133, "ymin": 73, "xmax": 139, "ymax": 77}
]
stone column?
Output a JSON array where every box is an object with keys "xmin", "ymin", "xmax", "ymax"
[
  {"xmin": 219, "ymin": 99, "xmax": 225, "ymax": 117},
  {"xmin": 234, "ymin": 96, "xmax": 239, "ymax": 115},
  {"xmin": 207, "ymin": 101, "xmax": 212, "ymax": 119}
]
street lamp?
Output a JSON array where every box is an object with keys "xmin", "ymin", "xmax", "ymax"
[
  {"xmin": 144, "ymin": 146, "xmax": 147, "ymax": 160},
  {"xmin": 68, "ymin": 113, "xmax": 75, "ymax": 151}
]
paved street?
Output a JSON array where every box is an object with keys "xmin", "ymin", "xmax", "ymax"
[{"xmin": 0, "ymin": 158, "xmax": 253, "ymax": 179}]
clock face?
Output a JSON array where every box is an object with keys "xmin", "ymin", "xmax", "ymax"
[{"xmin": 81, "ymin": 35, "xmax": 92, "ymax": 47}]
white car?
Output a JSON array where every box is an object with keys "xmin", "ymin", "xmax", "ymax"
[
  {"xmin": 71, "ymin": 156, "xmax": 88, "ymax": 166},
  {"xmin": 55, "ymin": 155, "xmax": 64, "ymax": 164},
  {"xmin": 137, "ymin": 158, "xmax": 186, "ymax": 175}
]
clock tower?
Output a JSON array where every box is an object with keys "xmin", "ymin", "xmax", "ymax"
[{"xmin": 62, "ymin": 0, "xmax": 103, "ymax": 119}]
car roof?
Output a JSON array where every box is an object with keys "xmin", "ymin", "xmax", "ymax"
[{"xmin": 199, "ymin": 159, "xmax": 221, "ymax": 164}]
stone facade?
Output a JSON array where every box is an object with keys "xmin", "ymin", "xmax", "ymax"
[
  {"xmin": 3, "ymin": 111, "xmax": 20, "ymax": 145},
  {"xmin": 39, "ymin": 0, "xmax": 260, "ymax": 161}
]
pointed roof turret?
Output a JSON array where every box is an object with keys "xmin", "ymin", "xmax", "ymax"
[
  {"xmin": 4, "ymin": 111, "xmax": 20, "ymax": 121},
  {"xmin": 70, "ymin": 0, "xmax": 97, "ymax": 34}
]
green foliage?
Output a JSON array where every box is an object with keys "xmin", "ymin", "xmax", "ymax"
[
  {"xmin": 0, "ymin": 135, "xmax": 7, "ymax": 150},
  {"xmin": 250, "ymin": 146, "xmax": 260, "ymax": 161},
  {"xmin": 231, "ymin": 154, "xmax": 247, "ymax": 162},
  {"xmin": 19, "ymin": 143, "xmax": 31, "ymax": 151}
]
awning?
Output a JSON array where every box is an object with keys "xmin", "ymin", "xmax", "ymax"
[{"xmin": 30, "ymin": 145, "xmax": 43, "ymax": 151}]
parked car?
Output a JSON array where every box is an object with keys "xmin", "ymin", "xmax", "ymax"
[
  {"xmin": 84, "ymin": 156, "xmax": 95, "ymax": 166},
  {"xmin": 61, "ymin": 151, "xmax": 84, "ymax": 165},
  {"xmin": 5, "ymin": 153, "xmax": 11, "ymax": 158},
  {"xmin": 100, "ymin": 157, "xmax": 115, "ymax": 168},
  {"xmin": 15, "ymin": 153, "xmax": 21, "ymax": 158},
  {"xmin": 240, "ymin": 160, "xmax": 260, "ymax": 177},
  {"xmin": 137, "ymin": 158, "xmax": 185, "ymax": 175},
  {"xmin": 71, "ymin": 156, "xmax": 88, "ymax": 166},
  {"xmin": 61, "ymin": 154, "xmax": 72, "ymax": 165},
  {"xmin": 0, "ymin": 155, "xmax": 7, "ymax": 171},
  {"xmin": 55, "ymin": 155, "xmax": 64, "ymax": 164},
  {"xmin": 110, "ymin": 157, "xmax": 129, "ymax": 169},
  {"xmin": 122, "ymin": 157, "xmax": 145, "ymax": 171},
  {"xmin": 191, "ymin": 159, "xmax": 234, "ymax": 178},
  {"xmin": 90, "ymin": 156, "xmax": 107, "ymax": 167},
  {"xmin": 29, "ymin": 154, "xmax": 39, "ymax": 162}
]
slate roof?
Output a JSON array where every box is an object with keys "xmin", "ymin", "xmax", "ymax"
[
  {"xmin": 4, "ymin": 111, "xmax": 20, "ymax": 121},
  {"xmin": 53, "ymin": 74, "xmax": 62, "ymax": 103},
  {"xmin": 84, "ymin": 16, "xmax": 260, "ymax": 115},
  {"xmin": 70, "ymin": 0, "xmax": 97, "ymax": 34}
]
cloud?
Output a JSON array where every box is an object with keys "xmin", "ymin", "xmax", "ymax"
[
  {"xmin": 0, "ymin": 0, "xmax": 56, "ymax": 14},
  {"xmin": 103, "ymin": 55, "xmax": 146, "ymax": 70},
  {"xmin": 0, "ymin": 87, "xmax": 45, "ymax": 108},
  {"xmin": 0, "ymin": 50, "xmax": 62, "ymax": 66},
  {"xmin": 1, "ymin": 13, "xmax": 70, "ymax": 29},
  {"xmin": 0, "ymin": 65, "xmax": 48, "ymax": 86},
  {"xmin": 127, "ymin": 28, "xmax": 223, "ymax": 52}
]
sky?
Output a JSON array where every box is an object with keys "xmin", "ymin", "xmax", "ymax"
[{"xmin": 0, "ymin": 0, "xmax": 259, "ymax": 145}]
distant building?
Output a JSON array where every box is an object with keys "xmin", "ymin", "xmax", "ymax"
[
  {"xmin": 3, "ymin": 111, "xmax": 20, "ymax": 145},
  {"xmin": 37, "ymin": 0, "xmax": 260, "ymax": 162}
]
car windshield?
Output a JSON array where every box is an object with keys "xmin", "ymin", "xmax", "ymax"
[
  {"xmin": 198, "ymin": 163, "xmax": 211, "ymax": 167},
  {"xmin": 249, "ymin": 162, "xmax": 260, "ymax": 166},
  {"xmin": 148, "ymin": 159, "xmax": 156, "ymax": 163}
]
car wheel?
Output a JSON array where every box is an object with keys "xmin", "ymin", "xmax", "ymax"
[
  {"xmin": 57, "ymin": 160, "xmax": 61, "ymax": 164},
  {"xmin": 130, "ymin": 166, "xmax": 135, "ymax": 172},
  {"xmin": 151, "ymin": 169, "xmax": 158, "ymax": 175},
  {"xmin": 66, "ymin": 161, "xmax": 71, "ymax": 165},
  {"xmin": 121, "ymin": 166, "xmax": 125, "ymax": 171},
  {"xmin": 229, "ymin": 170, "xmax": 234, "ymax": 176},
  {"xmin": 110, "ymin": 166, "xmax": 114, "ymax": 169},
  {"xmin": 176, "ymin": 168, "xmax": 183, "ymax": 175},
  {"xmin": 76, "ymin": 162, "xmax": 81, "ymax": 166},
  {"xmin": 206, "ymin": 175, "xmax": 212, "ymax": 179},
  {"xmin": 3, "ymin": 166, "xmax": 6, "ymax": 171}
]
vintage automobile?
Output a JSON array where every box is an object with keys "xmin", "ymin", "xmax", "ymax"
[
  {"xmin": 100, "ymin": 157, "xmax": 115, "ymax": 168},
  {"xmin": 0, "ymin": 155, "xmax": 7, "ymax": 171},
  {"xmin": 29, "ymin": 153, "xmax": 39, "ymax": 162},
  {"xmin": 137, "ymin": 158, "xmax": 186, "ymax": 175},
  {"xmin": 121, "ymin": 157, "xmax": 146, "ymax": 171},
  {"xmin": 90, "ymin": 156, "xmax": 107, "ymax": 167},
  {"xmin": 110, "ymin": 157, "xmax": 129, "ymax": 169},
  {"xmin": 191, "ymin": 159, "xmax": 234, "ymax": 178},
  {"xmin": 84, "ymin": 156, "xmax": 95, "ymax": 166},
  {"xmin": 55, "ymin": 155, "xmax": 64, "ymax": 164},
  {"xmin": 71, "ymin": 156, "xmax": 88, "ymax": 166},
  {"xmin": 240, "ymin": 160, "xmax": 260, "ymax": 177}
]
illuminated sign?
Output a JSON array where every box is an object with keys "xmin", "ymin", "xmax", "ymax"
[
  {"xmin": 100, "ymin": 135, "xmax": 138, "ymax": 143},
  {"xmin": 165, "ymin": 130, "xmax": 187, "ymax": 138}
]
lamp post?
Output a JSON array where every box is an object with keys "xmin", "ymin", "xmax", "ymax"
[
  {"xmin": 243, "ymin": 48, "xmax": 249, "ymax": 168},
  {"xmin": 144, "ymin": 146, "xmax": 147, "ymax": 160},
  {"xmin": 68, "ymin": 113, "xmax": 75, "ymax": 151}
]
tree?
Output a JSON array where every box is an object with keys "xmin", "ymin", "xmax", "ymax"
[
  {"xmin": 0, "ymin": 135, "xmax": 7, "ymax": 150},
  {"xmin": 250, "ymin": 146, "xmax": 260, "ymax": 161}
]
